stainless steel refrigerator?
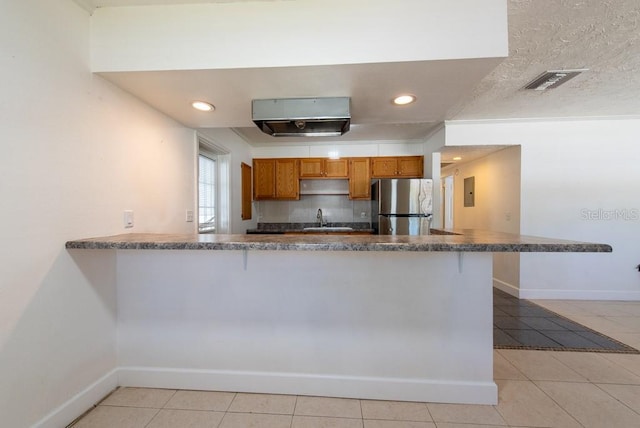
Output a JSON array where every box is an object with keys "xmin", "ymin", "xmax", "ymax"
[{"xmin": 371, "ymin": 179, "xmax": 433, "ymax": 235}]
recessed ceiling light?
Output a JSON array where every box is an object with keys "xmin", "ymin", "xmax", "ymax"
[
  {"xmin": 393, "ymin": 94, "xmax": 416, "ymax": 105},
  {"xmin": 192, "ymin": 101, "xmax": 215, "ymax": 112},
  {"xmin": 453, "ymin": 156, "xmax": 462, "ymax": 161}
]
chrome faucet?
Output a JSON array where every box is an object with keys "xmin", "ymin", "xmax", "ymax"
[{"xmin": 316, "ymin": 208, "xmax": 324, "ymax": 227}]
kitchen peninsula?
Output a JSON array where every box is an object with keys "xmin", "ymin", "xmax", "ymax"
[{"xmin": 66, "ymin": 231, "xmax": 610, "ymax": 405}]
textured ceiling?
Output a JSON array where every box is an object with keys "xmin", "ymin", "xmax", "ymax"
[{"xmin": 451, "ymin": 0, "xmax": 640, "ymax": 120}]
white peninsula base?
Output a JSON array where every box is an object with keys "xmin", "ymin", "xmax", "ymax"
[{"xmin": 115, "ymin": 249, "xmax": 496, "ymax": 405}]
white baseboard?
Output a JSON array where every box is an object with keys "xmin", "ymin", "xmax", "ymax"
[
  {"xmin": 33, "ymin": 369, "xmax": 118, "ymax": 428},
  {"xmin": 31, "ymin": 366, "xmax": 497, "ymax": 426},
  {"xmin": 493, "ymin": 278, "xmax": 520, "ymax": 297},
  {"xmin": 118, "ymin": 366, "xmax": 498, "ymax": 405},
  {"xmin": 493, "ymin": 279, "xmax": 640, "ymax": 301},
  {"xmin": 519, "ymin": 289, "xmax": 640, "ymax": 301}
]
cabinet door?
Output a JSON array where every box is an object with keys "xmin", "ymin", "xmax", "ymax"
[
  {"xmin": 299, "ymin": 158, "xmax": 324, "ymax": 178},
  {"xmin": 241, "ymin": 162, "xmax": 252, "ymax": 219},
  {"xmin": 324, "ymin": 158, "xmax": 349, "ymax": 178},
  {"xmin": 397, "ymin": 156, "xmax": 423, "ymax": 177},
  {"xmin": 300, "ymin": 158, "xmax": 349, "ymax": 178},
  {"xmin": 253, "ymin": 159, "xmax": 275, "ymax": 200},
  {"xmin": 275, "ymin": 159, "xmax": 300, "ymax": 199},
  {"xmin": 370, "ymin": 157, "xmax": 398, "ymax": 178},
  {"xmin": 349, "ymin": 157, "xmax": 371, "ymax": 200}
]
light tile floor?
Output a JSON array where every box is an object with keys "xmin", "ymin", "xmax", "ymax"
[{"xmin": 72, "ymin": 298, "xmax": 640, "ymax": 428}]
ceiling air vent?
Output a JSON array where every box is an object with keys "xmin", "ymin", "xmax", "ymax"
[
  {"xmin": 524, "ymin": 69, "xmax": 588, "ymax": 91},
  {"xmin": 252, "ymin": 97, "xmax": 351, "ymax": 137}
]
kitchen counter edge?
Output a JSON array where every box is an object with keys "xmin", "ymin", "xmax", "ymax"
[{"xmin": 65, "ymin": 231, "xmax": 612, "ymax": 253}]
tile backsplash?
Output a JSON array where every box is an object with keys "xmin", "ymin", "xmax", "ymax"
[{"xmin": 256, "ymin": 195, "xmax": 371, "ymax": 224}]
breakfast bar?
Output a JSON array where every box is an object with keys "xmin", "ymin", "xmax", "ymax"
[{"xmin": 66, "ymin": 231, "xmax": 611, "ymax": 405}]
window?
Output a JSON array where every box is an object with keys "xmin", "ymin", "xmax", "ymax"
[
  {"xmin": 198, "ymin": 136, "xmax": 230, "ymax": 234},
  {"xmin": 198, "ymin": 154, "xmax": 216, "ymax": 233}
]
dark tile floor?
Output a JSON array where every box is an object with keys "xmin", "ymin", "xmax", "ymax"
[{"xmin": 493, "ymin": 288, "xmax": 638, "ymax": 353}]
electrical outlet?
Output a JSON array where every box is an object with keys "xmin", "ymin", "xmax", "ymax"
[
  {"xmin": 186, "ymin": 210, "xmax": 194, "ymax": 222},
  {"xmin": 123, "ymin": 210, "xmax": 134, "ymax": 228}
]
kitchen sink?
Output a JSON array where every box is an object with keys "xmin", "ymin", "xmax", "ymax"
[{"xmin": 302, "ymin": 227, "xmax": 354, "ymax": 232}]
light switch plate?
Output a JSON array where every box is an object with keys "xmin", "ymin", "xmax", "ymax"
[
  {"xmin": 463, "ymin": 176, "xmax": 475, "ymax": 207},
  {"xmin": 124, "ymin": 210, "xmax": 134, "ymax": 228},
  {"xmin": 186, "ymin": 210, "xmax": 194, "ymax": 222}
]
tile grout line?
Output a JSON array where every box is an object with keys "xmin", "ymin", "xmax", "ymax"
[
  {"xmin": 423, "ymin": 401, "xmax": 435, "ymax": 424},
  {"xmin": 529, "ymin": 380, "xmax": 587, "ymax": 428},
  {"xmin": 595, "ymin": 352, "xmax": 640, "ymax": 380},
  {"xmin": 290, "ymin": 395, "xmax": 298, "ymax": 428},
  {"xmin": 591, "ymin": 382, "xmax": 640, "ymax": 418},
  {"xmin": 142, "ymin": 407, "xmax": 162, "ymax": 428},
  {"xmin": 546, "ymin": 351, "xmax": 591, "ymax": 381},
  {"xmin": 493, "ymin": 379, "xmax": 587, "ymax": 428},
  {"xmin": 494, "ymin": 349, "xmax": 529, "ymax": 381}
]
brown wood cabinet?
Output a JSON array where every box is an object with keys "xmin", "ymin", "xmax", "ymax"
[
  {"xmin": 348, "ymin": 157, "xmax": 371, "ymax": 200},
  {"xmin": 253, "ymin": 158, "xmax": 300, "ymax": 200},
  {"xmin": 253, "ymin": 155, "xmax": 423, "ymax": 200},
  {"xmin": 241, "ymin": 162, "xmax": 252, "ymax": 220},
  {"xmin": 371, "ymin": 156, "xmax": 424, "ymax": 178},
  {"xmin": 253, "ymin": 158, "xmax": 275, "ymax": 200},
  {"xmin": 300, "ymin": 158, "xmax": 349, "ymax": 178},
  {"xmin": 397, "ymin": 156, "xmax": 424, "ymax": 177}
]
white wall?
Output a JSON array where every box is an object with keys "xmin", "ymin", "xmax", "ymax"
[
  {"xmin": 90, "ymin": 0, "xmax": 507, "ymax": 71},
  {"xmin": 424, "ymin": 127, "xmax": 446, "ymax": 228},
  {"xmin": 0, "ymin": 1, "xmax": 196, "ymax": 426},
  {"xmin": 252, "ymin": 141, "xmax": 425, "ymax": 159},
  {"xmin": 446, "ymin": 119, "xmax": 640, "ymax": 300},
  {"xmin": 441, "ymin": 146, "xmax": 522, "ymax": 293},
  {"xmin": 115, "ymin": 250, "xmax": 496, "ymax": 404}
]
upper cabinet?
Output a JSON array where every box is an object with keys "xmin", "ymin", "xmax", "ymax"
[
  {"xmin": 300, "ymin": 158, "xmax": 349, "ymax": 178},
  {"xmin": 371, "ymin": 156, "xmax": 423, "ymax": 178},
  {"xmin": 253, "ymin": 155, "xmax": 423, "ymax": 200},
  {"xmin": 253, "ymin": 158, "xmax": 275, "ymax": 200},
  {"xmin": 348, "ymin": 157, "xmax": 371, "ymax": 200},
  {"xmin": 253, "ymin": 158, "xmax": 300, "ymax": 200},
  {"xmin": 275, "ymin": 158, "xmax": 300, "ymax": 199}
]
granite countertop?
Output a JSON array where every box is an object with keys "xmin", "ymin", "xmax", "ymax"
[{"xmin": 65, "ymin": 230, "xmax": 612, "ymax": 253}]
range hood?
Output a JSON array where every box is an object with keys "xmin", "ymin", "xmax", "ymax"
[{"xmin": 252, "ymin": 97, "xmax": 351, "ymax": 137}]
